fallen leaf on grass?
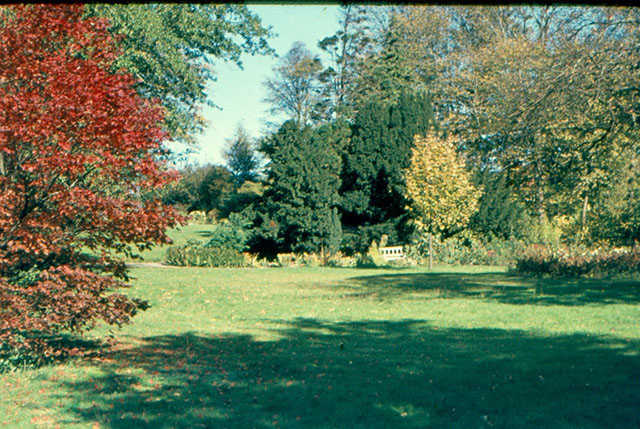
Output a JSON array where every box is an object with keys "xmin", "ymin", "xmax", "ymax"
[{"xmin": 30, "ymin": 414, "xmax": 54, "ymax": 425}]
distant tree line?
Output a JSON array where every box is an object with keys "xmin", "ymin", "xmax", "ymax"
[{"xmin": 166, "ymin": 5, "xmax": 640, "ymax": 258}]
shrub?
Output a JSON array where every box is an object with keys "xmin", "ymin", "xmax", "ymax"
[
  {"xmin": 411, "ymin": 230, "xmax": 525, "ymax": 266},
  {"xmin": 242, "ymin": 252, "xmax": 260, "ymax": 267},
  {"xmin": 205, "ymin": 220, "xmax": 249, "ymax": 253},
  {"xmin": 296, "ymin": 252, "xmax": 323, "ymax": 267},
  {"xmin": 294, "ymin": 251, "xmax": 358, "ymax": 268},
  {"xmin": 276, "ymin": 253, "xmax": 297, "ymax": 267},
  {"xmin": 187, "ymin": 210, "xmax": 208, "ymax": 224},
  {"xmin": 326, "ymin": 251, "xmax": 358, "ymax": 268},
  {"xmin": 356, "ymin": 241, "xmax": 388, "ymax": 267},
  {"xmin": 165, "ymin": 240, "xmax": 244, "ymax": 267},
  {"xmin": 514, "ymin": 244, "xmax": 640, "ymax": 277},
  {"xmin": 437, "ymin": 235, "xmax": 525, "ymax": 266}
]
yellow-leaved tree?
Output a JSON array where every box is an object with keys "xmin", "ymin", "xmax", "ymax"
[{"xmin": 404, "ymin": 133, "xmax": 481, "ymax": 268}]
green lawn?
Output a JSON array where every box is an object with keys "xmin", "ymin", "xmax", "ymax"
[
  {"xmin": 1, "ymin": 265, "xmax": 639, "ymax": 427},
  {"xmin": 127, "ymin": 223, "xmax": 220, "ymax": 263}
]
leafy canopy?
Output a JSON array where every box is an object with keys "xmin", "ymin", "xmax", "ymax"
[
  {"xmin": 404, "ymin": 134, "xmax": 481, "ymax": 235},
  {"xmin": 263, "ymin": 42, "xmax": 325, "ymax": 126},
  {"xmin": 0, "ymin": 4, "xmax": 180, "ymax": 357},
  {"xmin": 340, "ymin": 91, "xmax": 435, "ymax": 249},
  {"xmin": 86, "ymin": 4, "xmax": 274, "ymax": 144}
]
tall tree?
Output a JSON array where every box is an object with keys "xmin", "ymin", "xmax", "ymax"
[
  {"xmin": 161, "ymin": 164, "xmax": 236, "ymax": 215},
  {"xmin": 317, "ymin": 5, "xmax": 375, "ymax": 119},
  {"xmin": 470, "ymin": 169, "xmax": 532, "ymax": 241},
  {"xmin": 391, "ymin": 6, "xmax": 640, "ymax": 234},
  {"xmin": 223, "ymin": 123, "xmax": 260, "ymax": 185},
  {"xmin": 85, "ymin": 4, "xmax": 274, "ymax": 145},
  {"xmin": 195, "ymin": 165, "xmax": 236, "ymax": 215},
  {"xmin": 263, "ymin": 42, "xmax": 325, "ymax": 125},
  {"xmin": 352, "ymin": 12, "xmax": 427, "ymax": 106},
  {"xmin": 255, "ymin": 120, "xmax": 348, "ymax": 255},
  {"xmin": 583, "ymin": 146, "xmax": 640, "ymax": 245},
  {"xmin": 404, "ymin": 134, "xmax": 481, "ymax": 268},
  {"xmin": 0, "ymin": 5, "xmax": 180, "ymax": 357},
  {"xmin": 340, "ymin": 90, "xmax": 435, "ymax": 250}
]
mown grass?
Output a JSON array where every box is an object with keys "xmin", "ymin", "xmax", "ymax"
[
  {"xmin": 126, "ymin": 223, "xmax": 219, "ymax": 263},
  {"xmin": 1, "ymin": 265, "xmax": 639, "ymax": 427}
]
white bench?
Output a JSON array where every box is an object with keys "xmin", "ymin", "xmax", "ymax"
[{"xmin": 379, "ymin": 246, "xmax": 404, "ymax": 261}]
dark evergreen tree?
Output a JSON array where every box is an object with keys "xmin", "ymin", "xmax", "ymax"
[
  {"xmin": 253, "ymin": 120, "xmax": 347, "ymax": 256},
  {"xmin": 470, "ymin": 169, "xmax": 531, "ymax": 240},
  {"xmin": 340, "ymin": 90, "xmax": 435, "ymax": 252},
  {"xmin": 196, "ymin": 165, "xmax": 236, "ymax": 214}
]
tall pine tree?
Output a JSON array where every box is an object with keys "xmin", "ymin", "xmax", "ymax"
[
  {"xmin": 340, "ymin": 91, "xmax": 435, "ymax": 251},
  {"xmin": 254, "ymin": 120, "xmax": 348, "ymax": 256}
]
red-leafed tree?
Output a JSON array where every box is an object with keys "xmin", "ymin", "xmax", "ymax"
[{"xmin": 0, "ymin": 5, "xmax": 181, "ymax": 359}]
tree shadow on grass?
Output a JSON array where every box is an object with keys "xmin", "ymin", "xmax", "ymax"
[
  {"xmin": 55, "ymin": 319, "xmax": 639, "ymax": 428},
  {"xmin": 342, "ymin": 272, "xmax": 640, "ymax": 306}
]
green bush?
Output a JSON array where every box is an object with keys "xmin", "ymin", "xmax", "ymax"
[
  {"xmin": 165, "ymin": 240, "xmax": 244, "ymax": 268},
  {"xmin": 0, "ymin": 339, "xmax": 44, "ymax": 372},
  {"xmin": 411, "ymin": 230, "xmax": 525, "ymax": 266},
  {"xmin": 514, "ymin": 244, "xmax": 640, "ymax": 277},
  {"xmin": 356, "ymin": 241, "xmax": 388, "ymax": 268},
  {"xmin": 438, "ymin": 235, "xmax": 525, "ymax": 266},
  {"xmin": 205, "ymin": 219, "xmax": 249, "ymax": 253}
]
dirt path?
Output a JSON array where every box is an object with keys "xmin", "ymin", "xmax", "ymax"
[{"xmin": 125, "ymin": 262, "xmax": 176, "ymax": 268}]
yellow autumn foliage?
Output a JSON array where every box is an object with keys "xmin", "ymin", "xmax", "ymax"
[{"xmin": 404, "ymin": 133, "xmax": 481, "ymax": 235}]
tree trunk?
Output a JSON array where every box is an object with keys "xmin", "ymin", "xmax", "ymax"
[
  {"xmin": 0, "ymin": 152, "xmax": 5, "ymax": 176},
  {"xmin": 535, "ymin": 162, "xmax": 546, "ymax": 223},
  {"xmin": 581, "ymin": 194, "xmax": 589, "ymax": 228},
  {"xmin": 537, "ymin": 183, "xmax": 546, "ymax": 223},
  {"xmin": 429, "ymin": 231, "xmax": 433, "ymax": 270}
]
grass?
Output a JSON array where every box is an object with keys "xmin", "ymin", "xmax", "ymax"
[
  {"xmin": 1, "ymin": 265, "xmax": 639, "ymax": 427},
  {"xmin": 126, "ymin": 223, "xmax": 219, "ymax": 263}
]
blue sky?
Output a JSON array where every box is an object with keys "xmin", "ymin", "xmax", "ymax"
[{"xmin": 175, "ymin": 5, "xmax": 342, "ymax": 166}]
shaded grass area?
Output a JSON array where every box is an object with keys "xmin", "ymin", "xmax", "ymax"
[
  {"xmin": 345, "ymin": 271, "xmax": 640, "ymax": 306},
  {"xmin": 1, "ymin": 266, "xmax": 639, "ymax": 428},
  {"xmin": 56, "ymin": 324, "xmax": 640, "ymax": 428}
]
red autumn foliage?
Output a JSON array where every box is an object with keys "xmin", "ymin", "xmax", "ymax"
[{"xmin": 0, "ymin": 5, "xmax": 181, "ymax": 357}]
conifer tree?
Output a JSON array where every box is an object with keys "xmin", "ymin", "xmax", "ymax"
[
  {"xmin": 224, "ymin": 123, "xmax": 259, "ymax": 186},
  {"xmin": 340, "ymin": 91, "xmax": 434, "ymax": 251},
  {"xmin": 255, "ymin": 120, "xmax": 348, "ymax": 255},
  {"xmin": 470, "ymin": 169, "xmax": 530, "ymax": 240}
]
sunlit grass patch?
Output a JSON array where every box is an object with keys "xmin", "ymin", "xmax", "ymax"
[{"xmin": 1, "ymin": 266, "xmax": 639, "ymax": 427}]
